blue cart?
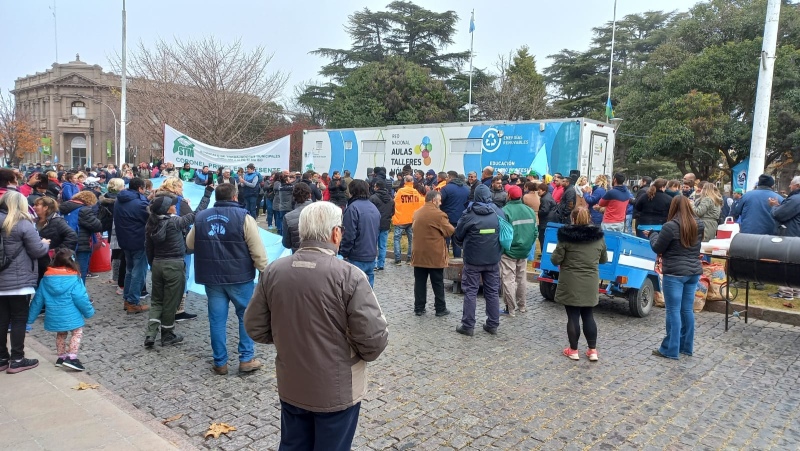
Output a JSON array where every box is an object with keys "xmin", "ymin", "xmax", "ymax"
[{"xmin": 536, "ymin": 223, "xmax": 661, "ymax": 317}]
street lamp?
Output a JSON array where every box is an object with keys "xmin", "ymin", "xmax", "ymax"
[{"xmin": 74, "ymin": 93, "xmax": 118, "ymax": 162}]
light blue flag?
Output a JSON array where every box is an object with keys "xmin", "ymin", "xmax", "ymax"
[
  {"xmin": 149, "ymin": 178, "xmax": 292, "ymax": 295},
  {"xmin": 469, "ymin": 13, "xmax": 475, "ymax": 33}
]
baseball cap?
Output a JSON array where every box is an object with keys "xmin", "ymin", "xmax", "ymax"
[{"xmin": 507, "ymin": 185, "xmax": 522, "ymax": 200}]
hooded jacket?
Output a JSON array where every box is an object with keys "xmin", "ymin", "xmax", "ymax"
[
  {"xmin": 693, "ymin": 197, "xmax": 721, "ymax": 241},
  {"xmin": 649, "ymin": 218, "xmax": 704, "ymax": 277},
  {"xmin": 243, "ymin": 240, "xmax": 388, "ymax": 413},
  {"xmin": 551, "ymin": 225, "xmax": 608, "ymax": 307},
  {"xmin": 369, "ymin": 189, "xmax": 395, "ymax": 231},
  {"xmin": 453, "ymin": 184, "xmax": 506, "ymax": 266},
  {"xmin": 36, "ymin": 213, "xmax": 78, "ymax": 253},
  {"xmin": 114, "ymin": 188, "xmax": 150, "ymax": 251},
  {"xmin": 538, "ymin": 191, "xmax": 559, "ymax": 227},
  {"xmin": 491, "ymin": 186, "xmax": 508, "ymax": 208},
  {"xmin": 557, "ymin": 185, "xmax": 577, "ymax": 224},
  {"xmin": 145, "ymin": 191, "xmax": 211, "ymax": 265},
  {"xmin": 439, "ymin": 178, "xmax": 470, "ymax": 225},
  {"xmin": 340, "ymin": 198, "xmax": 381, "ymax": 262},
  {"xmin": 27, "ymin": 267, "xmax": 94, "ymax": 332},
  {"xmin": 60, "ymin": 181, "xmax": 79, "ymax": 201},
  {"xmin": 59, "ymin": 200, "xmax": 103, "ymax": 253}
]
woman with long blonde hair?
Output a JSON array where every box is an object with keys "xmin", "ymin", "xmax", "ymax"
[
  {"xmin": 648, "ymin": 196, "xmax": 704, "ymax": 360},
  {"xmin": 693, "ymin": 182, "xmax": 722, "ymax": 241},
  {"xmin": 0, "ymin": 190, "xmax": 51, "ymax": 373}
]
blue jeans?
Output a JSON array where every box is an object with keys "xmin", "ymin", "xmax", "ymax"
[
  {"xmin": 205, "ymin": 282, "xmax": 256, "ymax": 367},
  {"xmin": 375, "ymin": 230, "xmax": 388, "ymax": 269},
  {"xmin": 76, "ymin": 251, "xmax": 91, "ymax": 283},
  {"xmin": 393, "ymin": 224, "xmax": 412, "ymax": 262},
  {"xmin": 265, "ymin": 198, "xmax": 274, "ymax": 226},
  {"xmin": 123, "ymin": 249, "xmax": 148, "ymax": 305},
  {"xmin": 274, "ymin": 210, "xmax": 286, "ymax": 234},
  {"xmin": 659, "ymin": 274, "xmax": 700, "ymax": 359},
  {"xmin": 244, "ymin": 195, "xmax": 258, "ymax": 219},
  {"xmin": 460, "ymin": 263, "xmax": 501, "ymax": 330},
  {"xmin": 625, "ymin": 214, "xmax": 633, "ymax": 234},
  {"xmin": 445, "ymin": 225, "xmax": 462, "ymax": 258},
  {"xmin": 183, "ymin": 254, "xmax": 192, "ymax": 294},
  {"xmin": 280, "ymin": 401, "xmax": 361, "ymax": 451},
  {"xmin": 349, "ymin": 260, "xmax": 375, "ymax": 288}
]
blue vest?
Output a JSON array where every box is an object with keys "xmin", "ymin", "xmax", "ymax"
[
  {"xmin": 193, "ymin": 201, "xmax": 254, "ymax": 285},
  {"xmin": 240, "ymin": 172, "xmax": 261, "ymax": 197}
]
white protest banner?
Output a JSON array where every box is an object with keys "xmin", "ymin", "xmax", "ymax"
[{"xmin": 163, "ymin": 124, "xmax": 290, "ymax": 174}]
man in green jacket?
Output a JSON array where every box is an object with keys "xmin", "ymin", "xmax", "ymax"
[{"xmin": 500, "ymin": 186, "xmax": 538, "ymax": 316}]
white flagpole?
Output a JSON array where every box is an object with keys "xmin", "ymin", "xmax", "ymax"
[
  {"xmin": 606, "ymin": 0, "xmax": 617, "ymax": 123},
  {"xmin": 468, "ymin": 9, "xmax": 474, "ymax": 122},
  {"xmin": 119, "ymin": 0, "xmax": 127, "ymax": 168},
  {"xmin": 746, "ymin": 0, "xmax": 781, "ymax": 190}
]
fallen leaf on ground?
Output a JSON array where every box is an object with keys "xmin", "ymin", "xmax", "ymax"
[
  {"xmin": 71, "ymin": 382, "xmax": 100, "ymax": 390},
  {"xmin": 783, "ymin": 302, "xmax": 794, "ymax": 309},
  {"xmin": 162, "ymin": 413, "xmax": 184, "ymax": 424},
  {"xmin": 205, "ymin": 422, "xmax": 236, "ymax": 439}
]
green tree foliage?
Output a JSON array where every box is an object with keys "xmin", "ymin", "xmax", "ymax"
[
  {"xmin": 311, "ymin": 1, "xmax": 468, "ymax": 81},
  {"xmin": 325, "ymin": 57, "xmax": 459, "ymax": 128}
]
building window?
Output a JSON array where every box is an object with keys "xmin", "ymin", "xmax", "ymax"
[{"xmin": 71, "ymin": 101, "xmax": 86, "ymax": 119}]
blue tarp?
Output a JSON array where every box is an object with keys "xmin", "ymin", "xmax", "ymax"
[{"xmin": 149, "ymin": 178, "xmax": 291, "ymax": 295}]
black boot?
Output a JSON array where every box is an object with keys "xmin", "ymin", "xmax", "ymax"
[{"xmin": 144, "ymin": 336, "xmax": 155, "ymax": 349}]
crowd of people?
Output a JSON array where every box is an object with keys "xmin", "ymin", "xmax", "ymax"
[{"xmin": 3, "ymin": 156, "xmax": 800, "ymax": 449}]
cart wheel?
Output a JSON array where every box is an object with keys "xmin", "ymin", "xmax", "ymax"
[
  {"xmin": 540, "ymin": 281, "xmax": 556, "ymax": 301},
  {"xmin": 628, "ymin": 278, "xmax": 654, "ymax": 317}
]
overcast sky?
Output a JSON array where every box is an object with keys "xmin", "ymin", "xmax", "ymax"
[{"xmin": 2, "ymin": 0, "xmax": 702, "ymax": 102}]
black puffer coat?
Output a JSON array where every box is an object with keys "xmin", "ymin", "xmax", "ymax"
[
  {"xmin": 36, "ymin": 213, "xmax": 78, "ymax": 251},
  {"xmin": 538, "ymin": 192, "xmax": 559, "ymax": 226},
  {"xmin": 634, "ymin": 191, "xmax": 673, "ymax": 226},
  {"xmin": 649, "ymin": 218, "xmax": 704, "ymax": 277},
  {"xmin": 453, "ymin": 185, "xmax": 506, "ymax": 266},
  {"xmin": 59, "ymin": 201, "xmax": 103, "ymax": 253},
  {"xmin": 145, "ymin": 191, "xmax": 211, "ymax": 265},
  {"xmin": 281, "ymin": 200, "xmax": 313, "ymax": 253},
  {"xmin": 329, "ymin": 178, "xmax": 348, "ymax": 208},
  {"xmin": 369, "ymin": 189, "xmax": 395, "ymax": 231}
]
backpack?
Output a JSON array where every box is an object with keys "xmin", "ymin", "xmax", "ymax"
[
  {"xmin": 498, "ymin": 215, "xmax": 514, "ymax": 252},
  {"xmin": 63, "ymin": 206, "xmax": 87, "ymax": 251},
  {"xmin": 0, "ymin": 230, "xmax": 24, "ymax": 272}
]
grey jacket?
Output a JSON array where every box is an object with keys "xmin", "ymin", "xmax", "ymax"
[
  {"xmin": 0, "ymin": 213, "xmax": 50, "ymax": 291},
  {"xmin": 244, "ymin": 240, "xmax": 389, "ymax": 413},
  {"xmin": 273, "ymin": 181, "xmax": 294, "ymax": 212}
]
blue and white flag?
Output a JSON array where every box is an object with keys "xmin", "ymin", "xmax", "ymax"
[{"xmin": 469, "ymin": 12, "xmax": 475, "ymax": 33}]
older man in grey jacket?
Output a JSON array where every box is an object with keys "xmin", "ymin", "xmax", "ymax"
[{"xmin": 244, "ymin": 201, "xmax": 388, "ymax": 451}]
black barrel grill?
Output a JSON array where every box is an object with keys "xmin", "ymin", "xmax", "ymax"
[{"xmin": 728, "ymin": 233, "xmax": 800, "ymax": 289}]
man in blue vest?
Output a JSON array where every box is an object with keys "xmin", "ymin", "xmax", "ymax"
[
  {"xmin": 239, "ymin": 163, "xmax": 261, "ymax": 219},
  {"xmin": 186, "ymin": 183, "xmax": 268, "ymax": 375}
]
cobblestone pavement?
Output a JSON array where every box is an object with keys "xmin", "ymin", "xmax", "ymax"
[{"xmin": 29, "ymin": 262, "xmax": 800, "ymax": 450}]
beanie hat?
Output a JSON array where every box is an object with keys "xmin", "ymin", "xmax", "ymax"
[
  {"xmin": 151, "ymin": 193, "xmax": 179, "ymax": 215},
  {"xmin": 507, "ymin": 185, "xmax": 522, "ymax": 200},
  {"xmin": 757, "ymin": 174, "xmax": 775, "ymax": 187}
]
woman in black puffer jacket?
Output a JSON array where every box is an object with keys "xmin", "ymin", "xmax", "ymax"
[
  {"xmin": 32, "ymin": 196, "xmax": 78, "ymax": 283},
  {"xmin": 58, "ymin": 191, "xmax": 103, "ymax": 283},
  {"xmin": 647, "ymin": 195, "xmax": 704, "ymax": 360}
]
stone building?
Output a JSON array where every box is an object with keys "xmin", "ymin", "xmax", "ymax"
[{"xmin": 12, "ymin": 55, "xmax": 122, "ymax": 168}]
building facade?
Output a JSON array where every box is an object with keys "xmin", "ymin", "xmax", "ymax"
[{"xmin": 12, "ymin": 55, "xmax": 122, "ymax": 169}]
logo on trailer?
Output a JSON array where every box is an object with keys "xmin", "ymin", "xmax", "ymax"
[
  {"xmin": 482, "ymin": 128, "xmax": 502, "ymax": 153},
  {"xmin": 414, "ymin": 136, "xmax": 433, "ymax": 166}
]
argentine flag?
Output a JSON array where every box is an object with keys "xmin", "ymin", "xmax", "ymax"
[{"xmin": 469, "ymin": 13, "xmax": 475, "ymax": 33}]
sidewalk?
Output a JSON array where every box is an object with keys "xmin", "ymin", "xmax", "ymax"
[{"xmin": 2, "ymin": 339, "xmax": 187, "ymax": 450}]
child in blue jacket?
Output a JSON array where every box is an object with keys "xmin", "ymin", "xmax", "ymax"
[{"xmin": 27, "ymin": 249, "xmax": 94, "ymax": 371}]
